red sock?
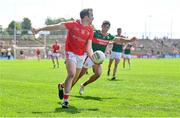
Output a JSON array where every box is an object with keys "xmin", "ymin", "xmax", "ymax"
[{"xmin": 63, "ymin": 93, "xmax": 69, "ymax": 102}]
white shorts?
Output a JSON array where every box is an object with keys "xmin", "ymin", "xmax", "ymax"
[
  {"xmin": 48, "ymin": 51, "xmax": 52, "ymax": 56},
  {"xmin": 65, "ymin": 51, "xmax": 86, "ymax": 69},
  {"xmin": 123, "ymin": 54, "xmax": 131, "ymax": 59},
  {"xmin": 52, "ymin": 52, "xmax": 60, "ymax": 58},
  {"xmin": 110, "ymin": 51, "xmax": 122, "ymax": 59}
]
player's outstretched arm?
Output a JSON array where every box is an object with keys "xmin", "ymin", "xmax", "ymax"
[
  {"xmin": 113, "ymin": 37, "xmax": 138, "ymax": 44},
  {"xmin": 32, "ymin": 22, "xmax": 66, "ymax": 34}
]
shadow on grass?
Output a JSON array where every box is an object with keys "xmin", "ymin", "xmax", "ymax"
[
  {"xmin": 31, "ymin": 105, "xmax": 79, "ymax": 114},
  {"xmin": 111, "ymin": 79, "xmax": 122, "ymax": 81},
  {"xmin": 30, "ymin": 102, "xmax": 80, "ymax": 114},
  {"xmin": 54, "ymin": 106, "xmax": 80, "ymax": 114},
  {"xmin": 72, "ymin": 95, "xmax": 117, "ymax": 101},
  {"xmin": 54, "ymin": 106, "xmax": 98, "ymax": 113},
  {"xmin": 107, "ymin": 78, "xmax": 123, "ymax": 81},
  {"xmin": 31, "ymin": 104, "xmax": 98, "ymax": 114}
]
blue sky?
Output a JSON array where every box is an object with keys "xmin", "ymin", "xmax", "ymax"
[{"xmin": 0, "ymin": 0, "xmax": 180, "ymax": 39}]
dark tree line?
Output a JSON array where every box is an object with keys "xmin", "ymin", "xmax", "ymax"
[{"xmin": 1, "ymin": 17, "xmax": 74, "ymax": 36}]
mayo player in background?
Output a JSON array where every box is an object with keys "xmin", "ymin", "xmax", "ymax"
[{"xmin": 107, "ymin": 28, "xmax": 125, "ymax": 80}]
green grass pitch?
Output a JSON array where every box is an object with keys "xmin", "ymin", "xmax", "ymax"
[{"xmin": 0, "ymin": 59, "xmax": 180, "ymax": 117}]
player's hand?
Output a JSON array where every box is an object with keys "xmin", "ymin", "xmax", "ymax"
[
  {"xmin": 91, "ymin": 59, "xmax": 102, "ymax": 65},
  {"xmin": 56, "ymin": 50, "xmax": 60, "ymax": 53},
  {"xmin": 32, "ymin": 28, "xmax": 41, "ymax": 35},
  {"xmin": 108, "ymin": 40, "xmax": 114, "ymax": 44}
]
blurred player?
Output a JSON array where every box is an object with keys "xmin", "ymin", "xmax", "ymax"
[
  {"xmin": 123, "ymin": 43, "xmax": 134, "ymax": 69},
  {"xmin": 47, "ymin": 46, "xmax": 53, "ymax": 59},
  {"xmin": 7, "ymin": 48, "xmax": 12, "ymax": 60},
  {"xmin": 36, "ymin": 48, "xmax": 41, "ymax": 61},
  {"xmin": 51, "ymin": 40, "xmax": 61, "ymax": 68},
  {"xmin": 107, "ymin": 28, "xmax": 125, "ymax": 80},
  {"xmin": 20, "ymin": 50, "xmax": 25, "ymax": 59}
]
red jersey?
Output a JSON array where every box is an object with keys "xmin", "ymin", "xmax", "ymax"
[
  {"xmin": 36, "ymin": 49, "xmax": 40, "ymax": 55},
  {"xmin": 52, "ymin": 44, "xmax": 60, "ymax": 53},
  {"xmin": 64, "ymin": 20, "xmax": 94, "ymax": 55}
]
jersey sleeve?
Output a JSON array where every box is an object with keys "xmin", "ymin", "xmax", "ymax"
[
  {"xmin": 64, "ymin": 21, "xmax": 75, "ymax": 30},
  {"xmin": 110, "ymin": 34, "xmax": 115, "ymax": 40},
  {"xmin": 88, "ymin": 27, "xmax": 94, "ymax": 41}
]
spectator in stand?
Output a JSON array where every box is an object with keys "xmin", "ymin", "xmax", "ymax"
[
  {"xmin": 7, "ymin": 48, "xmax": 11, "ymax": 60},
  {"xmin": 20, "ymin": 50, "xmax": 25, "ymax": 59}
]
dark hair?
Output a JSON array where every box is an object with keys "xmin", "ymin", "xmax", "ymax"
[
  {"xmin": 80, "ymin": 8, "xmax": 93, "ymax": 19},
  {"xmin": 117, "ymin": 28, "xmax": 122, "ymax": 31},
  {"xmin": 102, "ymin": 20, "xmax": 110, "ymax": 26}
]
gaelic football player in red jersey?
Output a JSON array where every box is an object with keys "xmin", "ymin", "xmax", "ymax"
[
  {"xmin": 32, "ymin": 8, "xmax": 94, "ymax": 108},
  {"xmin": 51, "ymin": 40, "xmax": 61, "ymax": 68},
  {"xmin": 35, "ymin": 48, "xmax": 41, "ymax": 61}
]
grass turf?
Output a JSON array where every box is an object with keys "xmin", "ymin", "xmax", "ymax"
[{"xmin": 0, "ymin": 59, "xmax": 180, "ymax": 117}]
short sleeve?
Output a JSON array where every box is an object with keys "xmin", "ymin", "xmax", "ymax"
[
  {"xmin": 88, "ymin": 27, "xmax": 94, "ymax": 41},
  {"xmin": 110, "ymin": 34, "xmax": 115, "ymax": 40},
  {"xmin": 64, "ymin": 21, "xmax": 76, "ymax": 30}
]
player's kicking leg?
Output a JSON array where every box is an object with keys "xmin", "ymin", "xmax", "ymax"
[{"xmin": 80, "ymin": 64, "xmax": 102, "ymax": 95}]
